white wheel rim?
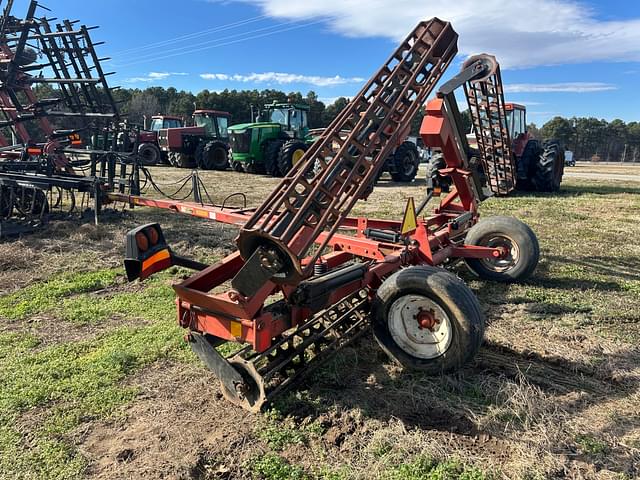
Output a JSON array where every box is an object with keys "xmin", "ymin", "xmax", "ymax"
[
  {"xmin": 479, "ymin": 234, "xmax": 519, "ymax": 273},
  {"xmin": 388, "ymin": 294, "xmax": 453, "ymax": 360}
]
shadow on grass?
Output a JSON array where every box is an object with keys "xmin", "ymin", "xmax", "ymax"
[{"xmin": 277, "ymin": 334, "xmax": 640, "ymax": 453}]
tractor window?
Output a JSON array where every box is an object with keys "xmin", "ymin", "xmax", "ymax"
[
  {"xmin": 512, "ymin": 111, "xmax": 523, "ymax": 137},
  {"xmin": 289, "ymin": 109, "xmax": 303, "ymax": 131},
  {"xmin": 195, "ymin": 115, "xmax": 215, "ymax": 135},
  {"xmin": 217, "ymin": 116, "xmax": 229, "ymax": 138},
  {"xmin": 301, "ymin": 110, "xmax": 308, "ymax": 129},
  {"xmin": 269, "ymin": 108, "xmax": 288, "ymax": 127},
  {"xmin": 164, "ymin": 119, "xmax": 182, "ymax": 129},
  {"xmin": 149, "ymin": 118, "xmax": 163, "ymax": 131}
]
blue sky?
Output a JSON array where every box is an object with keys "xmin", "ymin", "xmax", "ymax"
[{"xmin": 10, "ymin": 0, "xmax": 640, "ymax": 125}]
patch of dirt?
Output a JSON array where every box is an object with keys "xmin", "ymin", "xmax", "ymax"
[
  {"xmin": 78, "ymin": 361, "xmax": 257, "ymax": 480},
  {"xmin": 0, "ymin": 312, "xmax": 138, "ymax": 349}
]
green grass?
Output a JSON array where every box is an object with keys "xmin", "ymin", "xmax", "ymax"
[
  {"xmin": 257, "ymin": 410, "xmax": 307, "ymax": 451},
  {"xmin": 0, "ymin": 269, "xmax": 121, "ymax": 321},
  {"xmin": 250, "ymin": 454, "xmax": 309, "ymax": 480},
  {"xmin": 575, "ymin": 434, "xmax": 610, "ymax": 457},
  {"xmin": 385, "ymin": 456, "xmax": 490, "ymax": 480},
  {"xmin": 0, "ymin": 322, "xmax": 190, "ymax": 480}
]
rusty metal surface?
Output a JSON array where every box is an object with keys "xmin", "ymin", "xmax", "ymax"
[
  {"xmin": 238, "ymin": 18, "xmax": 459, "ymax": 281},
  {"xmin": 463, "ymin": 54, "xmax": 516, "ymax": 195}
]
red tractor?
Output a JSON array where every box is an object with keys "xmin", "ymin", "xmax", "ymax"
[
  {"xmin": 505, "ymin": 103, "xmax": 564, "ymax": 192},
  {"xmin": 135, "ymin": 115, "xmax": 185, "ymax": 165},
  {"xmin": 157, "ymin": 110, "xmax": 231, "ymax": 170}
]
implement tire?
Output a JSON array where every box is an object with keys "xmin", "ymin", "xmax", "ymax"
[
  {"xmin": 372, "ymin": 266, "xmax": 485, "ymax": 375},
  {"xmin": 464, "ymin": 216, "xmax": 539, "ymax": 283}
]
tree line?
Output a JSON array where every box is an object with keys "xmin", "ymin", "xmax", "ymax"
[
  {"xmin": 24, "ymin": 85, "xmax": 639, "ymax": 163},
  {"xmin": 531, "ymin": 116, "xmax": 640, "ymax": 163}
]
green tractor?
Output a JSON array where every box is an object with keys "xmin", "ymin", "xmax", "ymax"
[
  {"xmin": 228, "ymin": 102, "xmax": 313, "ymax": 176},
  {"xmin": 228, "ymin": 101, "xmax": 421, "ymax": 181}
]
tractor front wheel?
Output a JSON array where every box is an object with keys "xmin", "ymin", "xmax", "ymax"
[
  {"xmin": 197, "ymin": 141, "xmax": 229, "ymax": 171},
  {"xmin": 371, "ymin": 266, "xmax": 485, "ymax": 374},
  {"xmin": 168, "ymin": 151, "xmax": 194, "ymax": 169},
  {"xmin": 264, "ymin": 140, "xmax": 284, "ymax": 177},
  {"xmin": 277, "ymin": 140, "xmax": 309, "ymax": 176},
  {"xmin": 464, "ymin": 216, "xmax": 539, "ymax": 283},
  {"xmin": 137, "ymin": 143, "xmax": 161, "ymax": 166},
  {"xmin": 389, "ymin": 141, "xmax": 420, "ymax": 182}
]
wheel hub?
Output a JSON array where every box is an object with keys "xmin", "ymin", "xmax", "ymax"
[{"xmin": 388, "ymin": 294, "xmax": 453, "ymax": 360}]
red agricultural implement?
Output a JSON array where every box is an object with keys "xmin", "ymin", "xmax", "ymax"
[
  {"xmin": 0, "ymin": 0, "xmax": 142, "ymax": 235},
  {"xmin": 121, "ymin": 19, "xmax": 539, "ymax": 411}
]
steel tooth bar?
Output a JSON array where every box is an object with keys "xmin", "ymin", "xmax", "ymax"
[
  {"xmin": 237, "ymin": 18, "xmax": 459, "ymax": 283},
  {"xmin": 463, "ymin": 55, "xmax": 516, "ymax": 195},
  {"xmin": 223, "ymin": 291, "xmax": 370, "ymax": 411}
]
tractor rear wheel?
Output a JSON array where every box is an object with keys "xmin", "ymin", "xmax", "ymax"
[
  {"xmin": 0, "ymin": 186, "xmax": 13, "ymax": 219},
  {"xmin": 197, "ymin": 141, "xmax": 229, "ymax": 171},
  {"xmin": 371, "ymin": 266, "xmax": 485, "ymax": 374},
  {"xmin": 532, "ymin": 140, "xmax": 564, "ymax": 192},
  {"xmin": 264, "ymin": 140, "xmax": 284, "ymax": 177},
  {"xmin": 137, "ymin": 143, "xmax": 161, "ymax": 166},
  {"xmin": 515, "ymin": 139, "xmax": 542, "ymax": 191},
  {"xmin": 426, "ymin": 153, "xmax": 452, "ymax": 192},
  {"xmin": 390, "ymin": 141, "xmax": 420, "ymax": 182},
  {"xmin": 464, "ymin": 216, "xmax": 539, "ymax": 283},
  {"xmin": 168, "ymin": 151, "xmax": 194, "ymax": 169},
  {"xmin": 277, "ymin": 140, "xmax": 309, "ymax": 176}
]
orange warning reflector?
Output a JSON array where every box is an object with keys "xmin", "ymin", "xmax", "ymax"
[
  {"xmin": 401, "ymin": 197, "xmax": 418, "ymax": 235},
  {"xmin": 27, "ymin": 148, "xmax": 42, "ymax": 155},
  {"xmin": 141, "ymin": 248, "xmax": 171, "ymax": 274}
]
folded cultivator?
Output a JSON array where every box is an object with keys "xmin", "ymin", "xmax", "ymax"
[
  {"xmin": 0, "ymin": 0, "xmax": 140, "ymax": 235},
  {"xmin": 124, "ymin": 19, "xmax": 541, "ymax": 411}
]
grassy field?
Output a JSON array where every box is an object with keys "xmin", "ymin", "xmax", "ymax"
[{"xmin": 0, "ymin": 167, "xmax": 639, "ymax": 479}]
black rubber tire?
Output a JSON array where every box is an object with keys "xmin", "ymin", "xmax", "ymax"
[
  {"xmin": 197, "ymin": 141, "xmax": 229, "ymax": 171},
  {"xmin": 532, "ymin": 140, "xmax": 564, "ymax": 192},
  {"xmin": 232, "ymin": 160, "xmax": 245, "ymax": 172},
  {"xmin": 515, "ymin": 139, "xmax": 542, "ymax": 191},
  {"xmin": 464, "ymin": 216, "xmax": 539, "ymax": 283},
  {"xmin": 277, "ymin": 140, "xmax": 309, "ymax": 176},
  {"xmin": 0, "ymin": 186, "xmax": 13, "ymax": 219},
  {"xmin": 137, "ymin": 143, "xmax": 161, "ymax": 166},
  {"xmin": 371, "ymin": 266, "xmax": 485, "ymax": 375},
  {"xmin": 168, "ymin": 151, "xmax": 194, "ymax": 169},
  {"xmin": 389, "ymin": 141, "xmax": 420, "ymax": 182},
  {"xmin": 264, "ymin": 140, "xmax": 284, "ymax": 177},
  {"xmin": 426, "ymin": 153, "xmax": 452, "ymax": 192}
]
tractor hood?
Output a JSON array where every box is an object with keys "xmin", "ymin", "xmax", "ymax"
[{"xmin": 228, "ymin": 122, "xmax": 281, "ymax": 132}]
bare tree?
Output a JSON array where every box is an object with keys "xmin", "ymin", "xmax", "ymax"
[{"xmin": 127, "ymin": 92, "xmax": 160, "ymax": 126}]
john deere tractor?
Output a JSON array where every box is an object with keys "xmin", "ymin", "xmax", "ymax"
[
  {"xmin": 228, "ymin": 102, "xmax": 312, "ymax": 176},
  {"xmin": 228, "ymin": 101, "xmax": 421, "ymax": 181}
]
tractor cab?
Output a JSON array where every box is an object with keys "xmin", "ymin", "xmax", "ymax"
[
  {"xmin": 149, "ymin": 115, "xmax": 183, "ymax": 132},
  {"xmin": 504, "ymin": 103, "xmax": 527, "ymax": 140},
  {"xmin": 264, "ymin": 102, "xmax": 310, "ymax": 139},
  {"xmin": 193, "ymin": 110, "xmax": 230, "ymax": 139}
]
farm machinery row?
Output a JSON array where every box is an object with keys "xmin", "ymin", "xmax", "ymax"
[
  {"xmin": 0, "ymin": 0, "xmax": 147, "ymax": 234},
  {"xmin": 121, "ymin": 18, "xmax": 543, "ymax": 411}
]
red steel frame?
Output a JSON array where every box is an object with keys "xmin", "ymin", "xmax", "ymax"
[{"xmin": 108, "ymin": 95, "xmax": 507, "ymax": 354}]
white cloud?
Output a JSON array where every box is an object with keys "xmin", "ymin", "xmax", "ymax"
[
  {"xmin": 504, "ymin": 82, "xmax": 617, "ymax": 93},
  {"xmin": 125, "ymin": 71, "xmax": 188, "ymax": 83},
  {"xmin": 229, "ymin": 0, "xmax": 640, "ymax": 68},
  {"xmin": 200, "ymin": 72, "xmax": 364, "ymax": 86}
]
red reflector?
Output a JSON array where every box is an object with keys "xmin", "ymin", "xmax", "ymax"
[
  {"xmin": 145, "ymin": 226, "xmax": 159, "ymax": 246},
  {"xmin": 135, "ymin": 232, "xmax": 149, "ymax": 252}
]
